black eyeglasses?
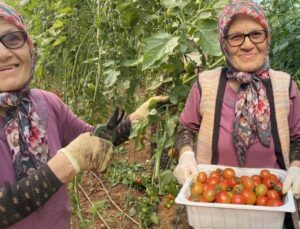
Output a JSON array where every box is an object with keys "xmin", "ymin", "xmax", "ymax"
[
  {"xmin": 0, "ymin": 31, "xmax": 27, "ymax": 49},
  {"xmin": 225, "ymin": 30, "xmax": 267, "ymax": 47}
]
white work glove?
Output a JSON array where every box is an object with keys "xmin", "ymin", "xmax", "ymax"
[
  {"xmin": 283, "ymin": 166, "xmax": 300, "ymax": 199},
  {"xmin": 173, "ymin": 151, "xmax": 197, "ymax": 184},
  {"xmin": 130, "ymin": 95, "xmax": 169, "ymax": 122},
  {"xmin": 58, "ymin": 132, "xmax": 113, "ymax": 173}
]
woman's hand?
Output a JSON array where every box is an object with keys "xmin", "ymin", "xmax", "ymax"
[
  {"xmin": 129, "ymin": 95, "xmax": 169, "ymax": 122},
  {"xmin": 58, "ymin": 133, "xmax": 113, "ymax": 173},
  {"xmin": 173, "ymin": 151, "xmax": 197, "ymax": 184},
  {"xmin": 283, "ymin": 160, "xmax": 300, "ymax": 199}
]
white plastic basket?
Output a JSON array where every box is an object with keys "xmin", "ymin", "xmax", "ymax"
[{"xmin": 175, "ymin": 164, "xmax": 296, "ymax": 229}]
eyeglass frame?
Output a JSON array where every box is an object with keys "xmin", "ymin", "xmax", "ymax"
[
  {"xmin": 0, "ymin": 30, "xmax": 28, "ymax": 49},
  {"xmin": 224, "ymin": 30, "xmax": 268, "ymax": 47}
]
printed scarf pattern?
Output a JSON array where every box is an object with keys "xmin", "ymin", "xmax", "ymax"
[
  {"xmin": 227, "ymin": 68, "xmax": 271, "ymax": 165},
  {"xmin": 1, "ymin": 90, "xmax": 49, "ymax": 180}
]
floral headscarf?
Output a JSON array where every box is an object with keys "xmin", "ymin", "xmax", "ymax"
[
  {"xmin": 218, "ymin": 0, "xmax": 271, "ymax": 166},
  {"xmin": 0, "ymin": 3, "xmax": 49, "ymax": 180}
]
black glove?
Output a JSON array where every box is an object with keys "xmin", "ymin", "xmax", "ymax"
[{"xmin": 93, "ymin": 107, "xmax": 131, "ymax": 146}]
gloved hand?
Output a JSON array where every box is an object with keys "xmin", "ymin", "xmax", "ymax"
[
  {"xmin": 58, "ymin": 132, "xmax": 113, "ymax": 173},
  {"xmin": 130, "ymin": 95, "xmax": 169, "ymax": 122},
  {"xmin": 282, "ymin": 166, "xmax": 300, "ymax": 199},
  {"xmin": 173, "ymin": 151, "xmax": 197, "ymax": 184}
]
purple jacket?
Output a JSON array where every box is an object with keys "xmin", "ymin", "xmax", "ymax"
[{"xmin": 0, "ymin": 89, "xmax": 93, "ymax": 229}]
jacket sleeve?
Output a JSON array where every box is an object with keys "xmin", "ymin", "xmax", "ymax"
[
  {"xmin": 176, "ymin": 81, "xmax": 202, "ymax": 152},
  {"xmin": 0, "ymin": 165, "xmax": 62, "ymax": 228},
  {"xmin": 288, "ymin": 80, "xmax": 300, "ymax": 162}
]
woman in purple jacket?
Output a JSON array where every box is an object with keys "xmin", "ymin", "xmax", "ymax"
[
  {"xmin": 0, "ymin": 2, "xmax": 168, "ymax": 228},
  {"xmin": 174, "ymin": 0, "xmax": 300, "ymax": 227}
]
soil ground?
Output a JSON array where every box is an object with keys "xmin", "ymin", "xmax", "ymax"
[{"xmin": 71, "ymin": 139, "xmax": 190, "ymax": 229}]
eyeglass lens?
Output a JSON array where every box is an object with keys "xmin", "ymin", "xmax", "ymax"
[{"xmin": 0, "ymin": 31, "xmax": 27, "ymax": 49}]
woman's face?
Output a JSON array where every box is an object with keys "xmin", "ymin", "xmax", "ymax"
[
  {"xmin": 225, "ymin": 15, "xmax": 268, "ymax": 72},
  {"xmin": 0, "ymin": 18, "xmax": 31, "ymax": 92}
]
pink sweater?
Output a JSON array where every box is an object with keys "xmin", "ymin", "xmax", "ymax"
[{"xmin": 180, "ymin": 80, "xmax": 300, "ymax": 168}]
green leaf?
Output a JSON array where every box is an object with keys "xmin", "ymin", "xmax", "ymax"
[
  {"xmin": 165, "ymin": 118, "xmax": 176, "ymax": 137},
  {"xmin": 122, "ymin": 57, "xmax": 143, "ymax": 67},
  {"xmin": 128, "ymin": 207, "xmax": 136, "ymax": 217},
  {"xmin": 104, "ymin": 69, "xmax": 120, "ymax": 88},
  {"xmin": 142, "ymin": 32, "xmax": 179, "ymax": 70},
  {"xmin": 150, "ymin": 213, "xmax": 159, "ymax": 224},
  {"xmin": 52, "ymin": 36, "xmax": 67, "ymax": 47},
  {"xmin": 51, "ymin": 20, "xmax": 64, "ymax": 30},
  {"xmin": 103, "ymin": 61, "xmax": 115, "ymax": 68},
  {"xmin": 161, "ymin": 0, "xmax": 191, "ymax": 9},
  {"xmin": 195, "ymin": 26, "xmax": 221, "ymax": 56}
]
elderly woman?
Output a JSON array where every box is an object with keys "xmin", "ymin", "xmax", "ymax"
[
  {"xmin": 0, "ymin": 2, "xmax": 168, "ymax": 228},
  {"xmin": 174, "ymin": 0, "xmax": 300, "ymax": 228}
]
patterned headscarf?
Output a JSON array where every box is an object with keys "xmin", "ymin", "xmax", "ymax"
[
  {"xmin": 218, "ymin": 0, "xmax": 271, "ymax": 166},
  {"xmin": 0, "ymin": 3, "xmax": 49, "ymax": 180}
]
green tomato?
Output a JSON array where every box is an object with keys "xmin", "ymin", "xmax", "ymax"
[
  {"xmin": 165, "ymin": 23, "xmax": 177, "ymax": 33},
  {"xmin": 184, "ymin": 62, "xmax": 196, "ymax": 74}
]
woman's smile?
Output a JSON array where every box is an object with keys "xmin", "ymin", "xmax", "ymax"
[{"xmin": 0, "ymin": 63, "xmax": 20, "ymax": 71}]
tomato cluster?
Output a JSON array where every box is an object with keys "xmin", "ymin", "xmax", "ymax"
[{"xmin": 188, "ymin": 168, "xmax": 284, "ymax": 207}]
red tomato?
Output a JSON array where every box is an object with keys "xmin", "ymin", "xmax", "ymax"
[
  {"xmin": 215, "ymin": 191, "xmax": 231, "ymax": 204},
  {"xmin": 190, "ymin": 182, "xmax": 204, "ymax": 196},
  {"xmin": 251, "ymin": 175, "xmax": 261, "ymax": 182},
  {"xmin": 267, "ymin": 190, "xmax": 280, "ymax": 200},
  {"xmin": 197, "ymin": 172, "xmax": 207, "ymax": 183},
  {"xmin": 241, "ymin": 189, "xmax": 256, "ymax": 205},
  {"xmin": 267, "ymin": 199, "xmax": 283, "ymax": 207},
  {"xmin": 241, "ymin": 177, "xmax": 255, "ymax": 191},
  {"xmin": 255, "ymin": 184, "xmax": 268, "ymax": 196},
  {"xmin": 231, "ymin": 194, "xmax": 245, "ymax": 205},
  {"xmin": 207, "ymin": 177, "xmax": 219, "ymax": 188},
  {"xmin": 270, "ymin": 174, "xmax": 279, "ymax": 183},
  {"xmin": 203, "ymin": 188, "xmax": 216, "ymax": 202},
  {"xmin": 263, "ymin": 177, "xmax": 276, "ymax": 189},
  {"xmin": 274, "ymin": 181, "xmax": 283, "ymax": 196},
  {"xmin": 199, "ymin": 196, "xmax": 208, "ymax": 202},
  {"xmin": 251, "ymin": 175, "xmax": 262, "ymax": 187},
  {"xmin": 209, "ymin": 171, "xmax": 221, "ymax": 181},
  {"xmin": 217, "ymin": 180, "xmax": 230, "ymax": 192},
  {"xmin": 226, "ymin": 177, "xmax": 240, "ymax": 188},
  {"xmin": 260, "ymin": 169, "xmax": 271, "ymax": 180},
  {"xmin": 222, "ymin": 168, "xmax": 236, "ymax": 179},
  {"xmin": 256, "ymin": 195, "xmax": 268, "ymax": 206}
]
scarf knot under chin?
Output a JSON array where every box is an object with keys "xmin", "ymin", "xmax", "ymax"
[
  {"xmin": 227, "ymin": 68, "xmax": 271, "ymax": 166},
  {"xmin": 0, "ymin": 90, "xmax": 49, "ymax": 180}
]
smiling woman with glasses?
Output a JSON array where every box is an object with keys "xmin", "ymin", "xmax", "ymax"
[{"xmin": 174, "ymin": 1, "xmax": 300, "ymax": 228}]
